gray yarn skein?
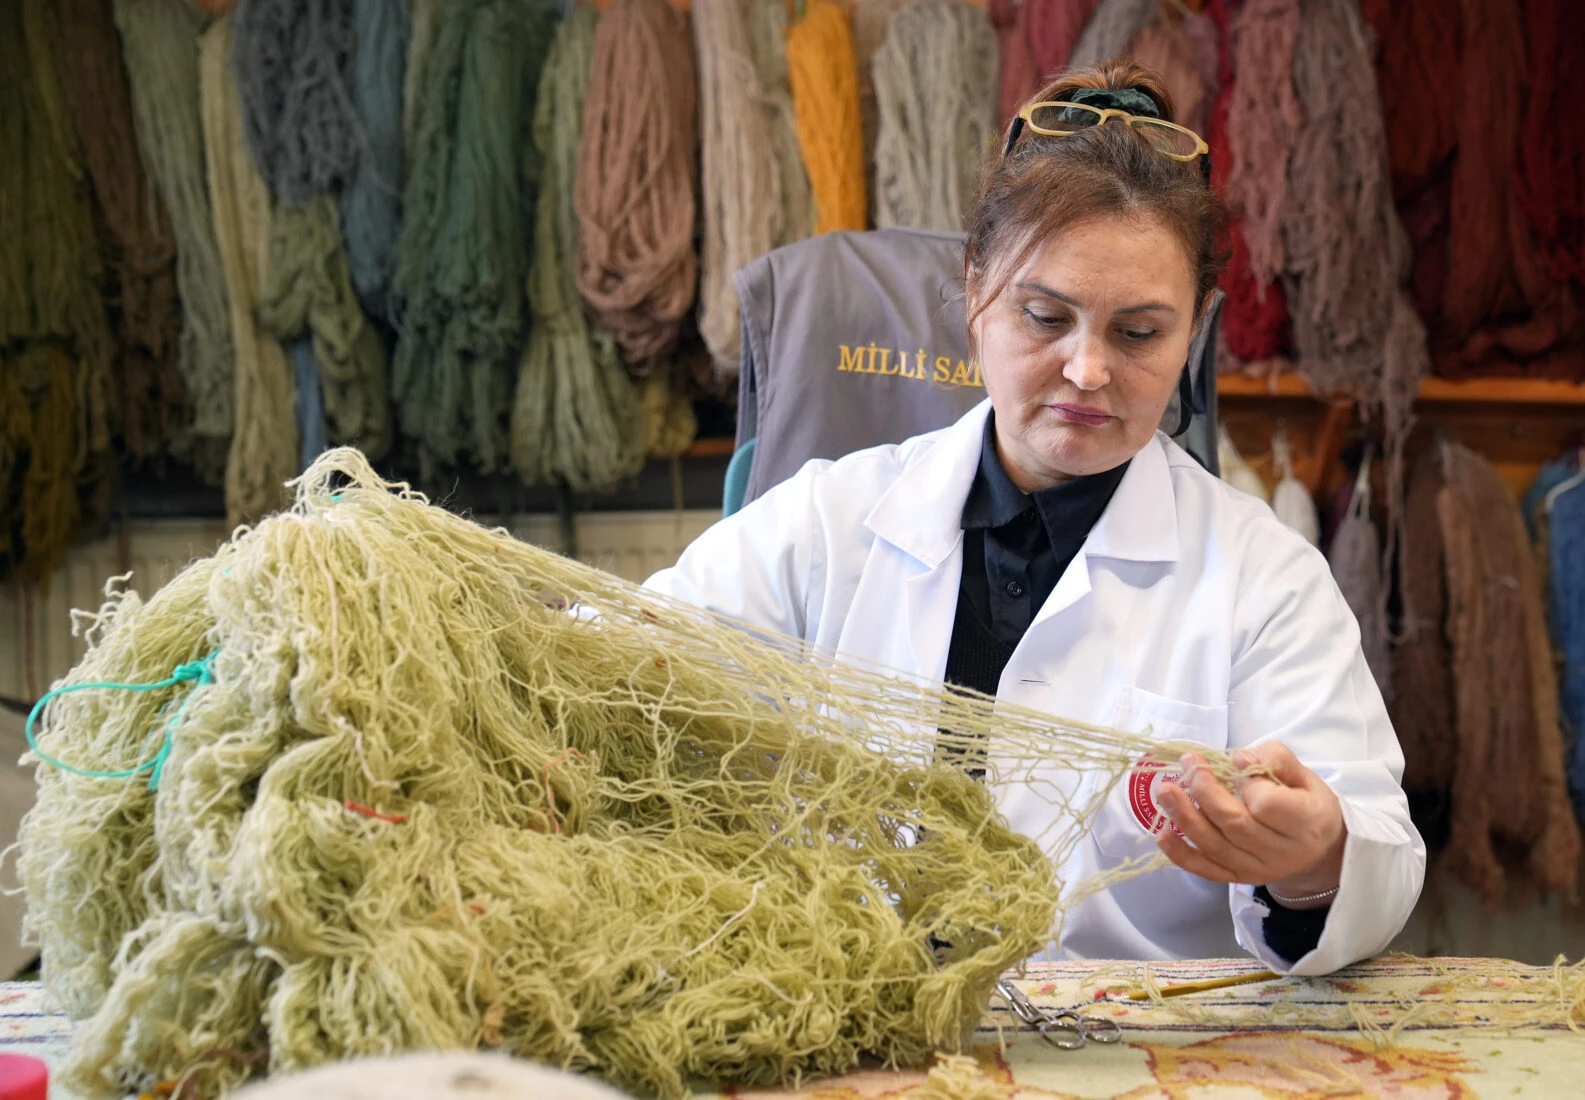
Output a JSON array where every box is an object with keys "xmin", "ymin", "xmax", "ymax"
[
  {"xmin": 340, "ymin": 0, "xmax": 408, "ymax": 322},
  {"xmin": 233, "ymin": 0, "xmax": 361, "ymax": 208}
]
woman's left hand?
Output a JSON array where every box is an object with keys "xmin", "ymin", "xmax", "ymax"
[{"xmin": 1153, "ymin": 742, "xmax": 1347, "ymax": 909}]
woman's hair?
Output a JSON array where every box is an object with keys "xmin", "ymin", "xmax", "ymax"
[{"xmin": 964, "ymin": 60, "xmax": 1227, "ymax": 325}]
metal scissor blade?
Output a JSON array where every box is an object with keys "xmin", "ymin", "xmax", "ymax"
[{"xmin": 995, "ymin": 979, "xmax": 1046, "ymax": 1027}]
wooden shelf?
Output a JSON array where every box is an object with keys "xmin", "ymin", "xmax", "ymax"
[
  {"xmin": 1219, "ymin": 373, "xmax": 1585, "ymax": 405},
  {"xmin": 683, "ymin": 437, "xmax": 736, "ymax": 459}
]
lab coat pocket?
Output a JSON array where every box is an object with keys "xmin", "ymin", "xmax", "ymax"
[{"xmin": 1090, "ymin": 687, "xmax": 1230, "ymax": 862}]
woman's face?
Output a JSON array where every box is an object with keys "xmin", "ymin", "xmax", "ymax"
[{"xmin": 968, "ymin": 214, "xmax": 1201, "ymax": 490}]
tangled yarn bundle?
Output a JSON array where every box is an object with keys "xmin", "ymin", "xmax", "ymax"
[{"xmin": 20, "ymin": 449, "xmax": 1206, "ymax": 1100}]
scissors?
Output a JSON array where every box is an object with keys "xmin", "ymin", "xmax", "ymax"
[{"xmin": 995, "ymin": 978, "xmax": 1123, "ymax": 1050}]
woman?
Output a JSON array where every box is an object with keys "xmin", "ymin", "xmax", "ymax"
[{"xmin": 647, "ymin": 63, "xmax": 1424, "ymax": 976}]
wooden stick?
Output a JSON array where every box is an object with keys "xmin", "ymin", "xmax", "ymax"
[{"xmin": 1126, "ymin": 969, "xmax": 1281, "ymax": 1001}]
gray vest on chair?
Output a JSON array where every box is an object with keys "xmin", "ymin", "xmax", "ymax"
[{"xmin": 734, "ymin": 229, "xmax": 1220, "ymax": 507}]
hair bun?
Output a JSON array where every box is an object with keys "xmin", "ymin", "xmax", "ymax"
[{"xmin": 1063, "ymin": 85, "xmax": 1165, "ymax": 120}]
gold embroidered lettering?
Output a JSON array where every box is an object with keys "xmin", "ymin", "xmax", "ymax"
[
  {"xmin": 837, "ymin": 344, "xmax": 864, "ymax": 373},
  {"xmin": 950, "ymin": 360, "xmax": 972, "ymax": 386},
  {"xmin": 934, "ymin": 356, "xmax": 952, "ymax": 383}
]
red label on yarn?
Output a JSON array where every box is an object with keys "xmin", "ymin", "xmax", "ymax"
[{"xmin": 1127, "ymin": 758, "xmax": 1187, "ymax": 837}]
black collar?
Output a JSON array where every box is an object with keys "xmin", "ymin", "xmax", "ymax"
[{"xmin": 961, "ymin": 413, "xmax": 1130, "ymax": 538}]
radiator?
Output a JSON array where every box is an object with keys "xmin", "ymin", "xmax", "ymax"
[{"xmin": 1, "ymin": 510, "xmax": 718, "ymax": 702}]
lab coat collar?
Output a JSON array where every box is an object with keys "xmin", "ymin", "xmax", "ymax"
[
  {"xmin": 1084, "ymin": 431, "xmax": 1180, "ymax": 564},
  {"xmin": 865, "ymin": 401, "xmax": 1180, "ymax": 568},
  {"xmin": 865, "ymin": 402, "xmax": 991, "ymax": 569}
]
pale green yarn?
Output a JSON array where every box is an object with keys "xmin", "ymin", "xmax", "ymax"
[{"xmin": 510, "ymin": 7, "xmax": 644, "ymax": 492}]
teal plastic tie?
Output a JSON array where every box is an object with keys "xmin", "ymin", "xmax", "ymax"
[{"xmin": 24, "ymin": 651, "xmax": 219, "ymax": 791}]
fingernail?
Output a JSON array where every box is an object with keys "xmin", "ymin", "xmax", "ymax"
[
  {"xmin": 1233, "ymin": 750, "xmax": 1253, "ymax": 769},
  {"xmin": 1178, "ymin": 753, "xmax": 1195, "ymax": 770}
]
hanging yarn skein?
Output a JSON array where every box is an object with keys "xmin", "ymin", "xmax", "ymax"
[
  {"xmin": 393, "ymin": 0, "xmax": 556, "ymax": 470},
  {"xmin": 1439, "ymin": 0, "xmax": 1527, "ymax": 343},
  {"xmin": 511, "ymin": 6, "xmax": 645, "ymax": 493},
  {"xmin": 1202, "ymin": 0, "xmax": 1289, "ymax": 368},
  {"xmin": 0, "ymin": 0, "xmax": 114, "ymax": 580},
  {"xmin": 989, "ymin": 0, "xmax": 1098, "ymax": 125},
  {"xmin": 575, "ymin": 0, "xmax": 700, "ymax": 371},
  {"xmin": 1389, "ymin": 451, "xmax": 1453, "ymax": 796},
  {"xmin": 1067, "ymin": 0, "xmax": 1159, "ymax": 71},
  {"xmin": 231, "ymin": 0, "xmax": 361, "ymax": 208},
  {"xmin": 112, "ymin": 0, "xmax": 237, "ymax": 467},
  {"xmin": 0, "ymin": 347, "xmax": 82, "ymax": 584},
  {"xmin": 1269, "ymin": 428, "xmax": 1319, "ymax": 545},
  {"xmin": 1126, "ymin": 6, "xmax": 1217, "ymax": 138},
  {"xmin": 694, "ymin": 0, "xmax": 784, "ymax": 371},
  {"xmin": 745, "ymin": 0, "xmax": 814, "ymax": 249},
  {"xmin": 1437, "ymin": 442, "xmax": 1581, "ymax": 901},
  {"xmin": 852, "ymin": 0, "xmax": 907, "ymax": 216},
  {"xmin": 201, "ymin": 13, "xmax": 298, "ymax": 527},
  {"xmin": 43, "ymin": 0, "xmax": 187, "ymax": 467},
  {"xmin": 1281, "ymin": 0, "xmax": 1428, "ymax": 595},
  {"xmin": 1547, "ymin": 475, "xmax": 1585, "ymax": 823},
  {"xmin": 1216, "ymin": 426, "xmax": 1267, "ymax": 502},
  {"xmin": 1515, "ymin": 0, "xmax": 1584, "ymax": 283},
  {"xmin": 1327, "ymin": 457, "xmax": 1393, "ymax": 699},
  {"xmin": 259, "ymin": 195, "xmax": 392, "ymax": 460},
  {"xmin": 340, "ymin": 0, "xmax": 408, "ymax": 322},
  {"xmin": 786, "ymin": 0, "xmax": 868, "ymax": 235},
  {"xmin": 871, "ymin": 0, "xmax": 999, "ymax": 232},
  {"xmin": 641, "ymin": 365, "xmax": 699, "ymax": 459},
  {"xmin": 1224, "ymin": 0, "xmax": 1301, "ymax": 288},
  {"xmin": 400, "ymin": 0, "xmax": 441, "ymax": 175}
]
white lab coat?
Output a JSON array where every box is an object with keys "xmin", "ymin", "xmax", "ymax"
[{"xmin": 645, "ymin": 401, "xmax": 1424, "ymax": 975}]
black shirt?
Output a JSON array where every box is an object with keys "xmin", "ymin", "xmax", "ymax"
[{"xmin": 942, "ymin": 413, "xmax": 1326, "ymax": 964}]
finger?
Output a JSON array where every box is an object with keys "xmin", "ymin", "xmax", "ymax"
[
  {"xmin": 1155, "ymin": 785, "xmax": 1265, "ymax": 881},
  {"xmin": 1179, "ymin": 756, "xmax": 1287, "ymax": 849},
  {"xmin": 1155, "ymin": 827, "xmax": 1241, "ymax": 883},
  {"xmin": 1244, "ymin": 742, "xmax": 1314, "ymax": 790},
  {"xmin": 1187, "ymin": 773, "xmax": 1290, "ymax": 851}
]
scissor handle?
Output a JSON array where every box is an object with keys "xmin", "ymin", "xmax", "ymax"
[
  {"xmin": 1053, "ymin": 1010, "xmax": 1123, "ymax": 1045},
  {"xmin": 1035, "ymin": 1017, "xmax": 1087, "ymax": 1050}
]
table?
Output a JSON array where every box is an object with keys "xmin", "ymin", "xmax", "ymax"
[{"xmin": 4, "ymin": 957, "xmax": 1581, "ymax": 1099}]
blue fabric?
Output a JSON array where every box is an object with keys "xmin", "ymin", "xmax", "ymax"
[
  {"xmin": 293, "ymin": 337, "xmax": 329, "ymax": 470},
  {"xmin": 723, "ymin": 438, "xmax": 756, "ymax": 518},
  {"xmin": 1522, "ymin": 453, "xmax": 1578, "ymax": 542},
  {"xmin": 1550, "ymin": 473, "xmax": 1585, "ymax": 825}
]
